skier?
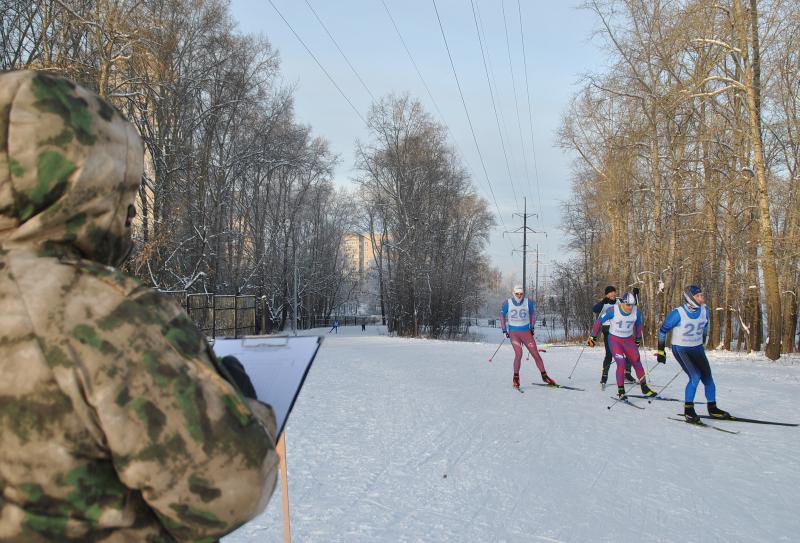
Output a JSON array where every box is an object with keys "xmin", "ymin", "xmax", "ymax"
[
  {"xmin": 588, "ymin": 292, "xmax": 656, "ymax": 399},
  {"xmin": 500, "ymin": 285, "xmax": 557, "ymax": 389},
  {"xmin": 329, "ymin": 319, "xmax": 339, "ymax": 334},
  {"xmin": 656, "ymin": 285, "xmax": 730, "ymax": 423},
  {"xmin": 591, "ymin": 286, "xmax": 634, "ymax": 388}
]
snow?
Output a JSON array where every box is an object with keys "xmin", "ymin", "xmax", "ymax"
[{"xmin": 223, "ymin": 325, "xmax": 800, "ymax": 543}]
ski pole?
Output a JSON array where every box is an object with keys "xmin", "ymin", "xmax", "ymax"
[
  {"xmin": 647, "ymin": 368, "xmax": 683, "ymax": 403},
  {"xmin": 635, "ymin": 359, "xmax": 661, "ymax": 385},
  {"xmin": 488, "ymin": 337, "xmax": 506, "ymax": 363},
  {"xmin": 567, "ymin": 345, "xmax": 587, "ymax": 380}
]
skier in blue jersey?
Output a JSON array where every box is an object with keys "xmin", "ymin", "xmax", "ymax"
[
  {"xmin": 500, "ymin": 285, "xmax": 557, "ymax": 389},
  {"xmin": 656, "ymin": 285, "xmax": 730, "ymax": 423}
]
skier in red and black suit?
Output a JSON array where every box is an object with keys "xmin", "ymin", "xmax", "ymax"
[
  {"xmin": 500, "ymin": 285, "xmax": 556, "ymax": 390},
  {"xmin": 592, "ymin": 286, "xmax": 634, "ymax": 388},
  {"xmin": 588, "ymin": 292, "xmax": 656, "ymax": 400}
]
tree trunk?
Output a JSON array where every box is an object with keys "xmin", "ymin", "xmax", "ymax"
[{"xmin": 734, "ymin": 0, "xmax": 782, "ymax": 359}]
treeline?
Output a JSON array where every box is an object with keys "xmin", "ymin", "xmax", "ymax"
[
  {"xmin": 556, "ymin": 0, "xmax": 799, "ymax": 358},
  {"xmin": 357, "ymin": 96, "xmax": 495, "ymax": 337},
  {"xmin": 2, "ymin": 0, "xmax": 353, "ymax": 330},
  {"xmin": 2, "ymin": 0, "xmax": 493, "ymax": 337}
]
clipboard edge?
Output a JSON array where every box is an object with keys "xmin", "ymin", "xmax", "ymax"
[{"xmin": 275, "ymin": 335, "xmax": 323, "ymax": 440}]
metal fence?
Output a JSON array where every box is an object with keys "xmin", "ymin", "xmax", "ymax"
[
  {"xmin": 162, "ymin": 289, "xmax": 388, "ymax": 337},
  {"xmin": 163, "ymin": 290, "xmax": 257, "ymax": 339},
  {"xmin": 308, "ymin": 315, "xmax": 381, "ymax": 329}
]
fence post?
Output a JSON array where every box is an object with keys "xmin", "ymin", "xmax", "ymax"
[
  {"xmin": 212, "ymin": 295, "xmax": 216, "ymax": 339},
  {"xmin": 261, "ymin": 297, "xmax": 268, "ymax": 335},
  {"xmin": 233, "ymin": 296, "xmax": 239, "ymax": 339}
]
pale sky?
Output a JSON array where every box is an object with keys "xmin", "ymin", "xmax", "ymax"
[{"xmin": 229, "ymin": 0, "xmax": 608, "ymax": 292}]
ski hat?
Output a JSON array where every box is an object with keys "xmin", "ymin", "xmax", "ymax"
[
  {"xmin": 619, "ymin": 292, "xmax": 637, "ymax": 306},
  {"xmin": 683, "ymin": 285, "xmax": 702, "ymax": 309},
  {"xmin": 513, "ymin": 285, "xmax": 524, "ymax": 295},
  {"xmin": 604, "ymin": 285, "xmax": 617, "ymax": 295}
]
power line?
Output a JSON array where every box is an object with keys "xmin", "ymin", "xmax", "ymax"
[
  {"xmin": 268, "ymin": 0, "xmax": 367, "ymax": 125},
  {"xmin": 517, "ymin": 0, "xmax": 544, "ymax": 225},
  {"xmin": 430, "ymin": 0, "xmax": 508, "ymax": 234},
  {"xmin": 380, "ymin": 0, "xmax": 475, "ymax": 178},
  {"xmin": 469, "ymin": 0, "xmax": 519, "ymax": 211},
  {"xmin": 500, "ymin": 0, "xmax": 532, "ymax": 212},
  {"xmin": 473, "ymin": 1, "xmax": 521, "ymax": 186},
  {"xmin": 303, "ymin": 0, "xmax": 376, "ymax": 103}
]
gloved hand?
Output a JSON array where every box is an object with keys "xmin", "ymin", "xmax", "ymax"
[
  {"xmin": 530, "ymin": 329, "xmax": 535, "ymax": 337},
  {"xmin": 635, "ymin": 337, "xmax": 642, "ymax": 346},
  {"xmin": 503, "ymin": 330, "xmax": 510, "ymax": 339},
  {"xmin": 656, "ymin": 349, "xmax": 666, "ymax": 364},
  {"xmin": 587, "ymin": 336, "xmax": 596, "ymax": 347},
  {"xmin": 220, "ymin": 355, "xmax": 258, "ymax": 400}
]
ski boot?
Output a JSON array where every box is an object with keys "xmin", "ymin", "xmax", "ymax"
[
  {"xmin": 512, "ymin": 373, "xmax": 520, "ymax": 389},
  {"xmin": 624, "ymin": 371, "xmax": 636, "ymax": 384},
  {"xmin": 707, "ymin": 402, "xmax": 731, "ymax": 419},
  {"xmin": 600, "ymin": 367, "xmax": 608, "ymax": 390},
  {"xmin": 684, "ymin": 402, "xmax": 700, "ymax": 424},
  {"xmin": 600, "ymin": 380, "xmax": 607, "ymax": 391},
  {"xmin": 617, "ymin": 386, "xmax": 627, "ymax": 401},
  {"xmin": 640, "ymin": 382, "xmax": 657, "ymax": 398},
  {"xmin": 541, "ymin": 372, "xmax": 557, "ymax": 386}
]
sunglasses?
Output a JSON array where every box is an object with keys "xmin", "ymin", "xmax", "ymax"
[{"xmin": 514, "ymin": 292, "xmax": 524, "ymax": 296}]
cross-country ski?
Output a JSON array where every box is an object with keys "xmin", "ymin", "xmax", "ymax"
[
  {"xmin": 628, "ymin": 394, "xmax": 683, "ymax": 402},
  {"xmin": 608, "ymin": 396, "xmax": 646, "ymax": 410},
  {"xmin": 529, "ymin": 382, "xmax": 585, "ymax": 391},
  {"xmin": 667, "ymin": 417, "xmax": 740, "ymax": 435},
  {"xmin": 693, "ymin": 415, "xmax": 798, "ymax": 427}
]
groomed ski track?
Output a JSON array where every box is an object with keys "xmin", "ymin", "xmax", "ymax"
[{"xmin": 225, "ymin": 326, "xmax": 800, "ymax": 543}]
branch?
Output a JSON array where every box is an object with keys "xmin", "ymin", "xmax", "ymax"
[{"xmin": 691, "ymin": 38, "xmax": 741, "ymax": 54}]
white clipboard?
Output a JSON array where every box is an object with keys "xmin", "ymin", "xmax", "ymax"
[{"xmin": 212, "ymin": 335, "xmax": 322, "ymax": 439}]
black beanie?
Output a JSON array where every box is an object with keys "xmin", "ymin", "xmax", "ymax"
[{"xmin": 604, "ymin": 285, "xmax": 617, "ymax": 295}]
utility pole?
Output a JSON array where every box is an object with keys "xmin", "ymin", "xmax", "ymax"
[{"xmin": 506, "ymin": 197, "xmax": 544, "ymax": 295}]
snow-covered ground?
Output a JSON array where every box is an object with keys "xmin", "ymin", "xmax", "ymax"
[{"xmin": 224, "ymin": 325, "xmax": 800, "ymax": 543}]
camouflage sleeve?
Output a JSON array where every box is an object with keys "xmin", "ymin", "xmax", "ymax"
[{"xmin": 69, "ymin": 279, "xmax": 278, "ymax": 541}]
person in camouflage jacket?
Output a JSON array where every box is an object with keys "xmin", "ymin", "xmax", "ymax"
[{"xmin": 0, "ymin": 71, "xmax": 278, "ymax": 542}]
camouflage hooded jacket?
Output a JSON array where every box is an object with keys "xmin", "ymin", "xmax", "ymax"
[{"xmin": 0, "ymin": 71, "xmax": 278, "ymax": 542}]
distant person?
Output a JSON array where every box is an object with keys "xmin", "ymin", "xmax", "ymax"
[
  {"xmin": 589, "ymin": 292, "xmax": 656, "ymax": 400},
  {"xmin": 361, "ymin": 322, "xmax": 366, "ymax": 332},
  {"xmin": 591, "ymin": 286, "xmax": 634, "ymax": 388},
  {"xmin": 500, "ymin": 285, "xmax": 557, "ymax": 390},
  {"xmin": 0, "ymin": 71, "xmax": 278, "ymax": 541},
  {"xmin": 656, "ymin": 285, "xmax": 730, "ymax": 423},
  {"xmin": 329, "ymin": 319, "xmax": 340, "ymax": 334}
]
